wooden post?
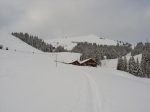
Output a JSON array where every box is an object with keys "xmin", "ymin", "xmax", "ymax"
[{"xmin": 56, "ymin": 54, "xmax": 58, "ymax": 67}]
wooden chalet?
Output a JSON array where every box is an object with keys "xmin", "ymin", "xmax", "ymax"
[
  {"xmin": 69, "ymin": 58, "xmax": 97, "ymax": 67},
  {"xmin": 69, "ymin": 60, "xmax": 80, "ymax": 66},
  {"xmin": 80, "ymin": 58, "xmax": 97, "ymax": 67}
]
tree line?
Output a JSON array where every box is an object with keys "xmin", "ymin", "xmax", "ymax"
[
  {"xmin": 131, "ymin": 42, "xmax": 149, "ymax": 56},
  {"xmin": 72, "ymin": 42, "xmax": 132, "ymax": 65},
  {"xmin": 117, "ymin": 42, "xmax": 150, "ymax": 78},
  {"xmin": 12, "ymin": 32, "xmax": 67, "ymax": 52}
]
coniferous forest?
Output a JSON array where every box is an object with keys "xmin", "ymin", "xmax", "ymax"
[
  {"xmin": 12, "ymin": 32, "xmax": 67, "ymax": 52},
  {"xmin": 117, "ymin": 42, "xmax": 150, "ymax": 78},
  {"xmin": 72, "ymin": 42, "xmax": 132, "ymax": 65},
  {"xmin": 12, "ymin": 32, "xmax": 54, "ymax": 52}
]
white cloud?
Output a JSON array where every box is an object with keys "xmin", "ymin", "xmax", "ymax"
[{"xmin": 0, "ymin": 0, "xmax": 150, "ymax": 43}]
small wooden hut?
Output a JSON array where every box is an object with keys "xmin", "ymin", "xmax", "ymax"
[
  {"xmin": 69, "ymin": 58, "xmax": 97, "ymax": 67},
  {"xmin": 80, "ymin": 58, "xmax": 97, "ymax": 67}
]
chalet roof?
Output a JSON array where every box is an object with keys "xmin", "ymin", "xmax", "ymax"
[
  {"xmin": 69, "ymin": 58, "xmax": 97, "ymax": 65},
  {"xmin": 80, "ymin": 58, "xmax": 96, "ymax": 64}
]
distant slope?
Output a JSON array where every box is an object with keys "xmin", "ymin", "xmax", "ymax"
[
  {"xmin": 45, "ymin": 34, "xmax": 119, "ymax": 50},
  {"xmin": 0, "ymin": 32, "xmax": 41, "ymax": 52}
]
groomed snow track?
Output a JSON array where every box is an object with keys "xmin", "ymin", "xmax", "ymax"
[{"xmin": 71, "ymin": 71, "xmax": 103, "ymax": 112}]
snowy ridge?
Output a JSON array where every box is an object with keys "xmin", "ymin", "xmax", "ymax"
[{"xmin": 45, "ymin": 34, "xmax": 118, "ymax": 50}]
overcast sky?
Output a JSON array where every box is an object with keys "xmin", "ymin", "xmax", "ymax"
[{"xmin": 0, "ymin": 0, "xmax": 150, "ymax": 43}]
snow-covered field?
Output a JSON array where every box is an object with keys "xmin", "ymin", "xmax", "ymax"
[
  {"xmin": 0, "ymin": 33, "xmax": 150, "ymax": 112},
  {"xmin": 45, "ymin": 34, "xmax": 118, "ymax": 50}
]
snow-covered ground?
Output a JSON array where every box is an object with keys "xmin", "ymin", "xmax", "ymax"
[
  {"xmin": 0, "ymin": 33, "xmax": 150, "ymax": 112},
  {"xmin": 45, "ymin": 34, "xmax": 118, "ymax": 50},
  {"xmin": 0, "ymin": 50, "xmax": 150, "ymax": 112}
]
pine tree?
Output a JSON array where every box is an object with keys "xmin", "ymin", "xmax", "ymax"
[
  {"xmin": 117, "ymin": 57, "xmax": 124, "ymax": 71},
  {"xmin": 141, "ymin": 43, "xmax": 150, "ymax": 78},
  {"xmin": 131, "ymin": 42, "xmax": 144, "ymax": 56},
  {"xmin": 128, "ymin": 56, "xmax": 136, "ymax": 75},
  {"xmin": 136, "ymin": 58, "xmax": 143, "ymax": 77},
  {"xmin": 141, "ymin": 53, "xmax": 146, "ymax": 77},
  {"xmin": 55, "ymin": 46, "xmax": 67, "ymax": 52},
  {"xmin": 123, "ymin": 56, "xmax": 128, "ymax": 72}
]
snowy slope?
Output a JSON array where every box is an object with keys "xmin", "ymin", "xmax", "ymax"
[
  {"xmin": 0, "ymin": 32, "xmax": 41, "ymax": 53},
  {"xmin": 101, "ymin": 53, "xmax": 142, "ymax": 69},
  {"xmin": 0, "ymin": 50, "xmax": 150, "ymax": 112},
  {"xmin": 45, "ymin": 34, "xmax": 118, "ymax": 50},
  {"xmin": 0, "ymin": 34, "xmax": 150, "ymax": 112}
]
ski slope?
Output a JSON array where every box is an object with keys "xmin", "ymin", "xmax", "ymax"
[
  {"xmin": 0, "ymin": 33, "xmax": 150, "ymax": 112},
  {"xmin": 45, "ymin": 34, "xmax": 118, "ymax": 50}
]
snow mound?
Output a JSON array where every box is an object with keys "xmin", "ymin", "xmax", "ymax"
[{"xmin": 45, "ymin": 34, "xmax": 118, "ymax": 50}]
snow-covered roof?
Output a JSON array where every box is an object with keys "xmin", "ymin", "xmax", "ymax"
[
  {"xmin": 69, "ymin": 58, "xmax": 97, "ymax": 64},
  {"xmin": 80, "ymin": 58, "xmax": 96, "ymax": 64}
]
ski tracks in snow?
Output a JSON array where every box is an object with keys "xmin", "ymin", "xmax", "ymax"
[{"xmin": 72, "ymin": 71, "xmax": 103, "ymax": 112}]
